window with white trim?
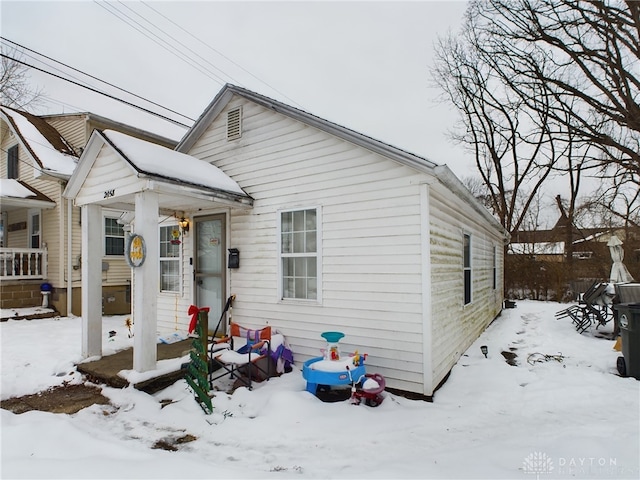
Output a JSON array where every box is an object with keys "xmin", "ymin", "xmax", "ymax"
[
  {"xmin": 463, "ymin": 233, "xmax": 472, "ymax": 305},
  {"xmin": 28, "ymin": 209, "xmax": 41, "ymax": 248},
  {"xmin": 280, "ymin": 208, "xmax": 318, "ymax": 300},
  {"xmin": 492, "ymin": 245, "xmax": 497, "ymax": 290},
  {"xmin": 159, "ymin": 225, "xmax": 181, "ymax": 293},
  {"xmin": 104, "ymin": 217, "xmax": 125, "ymax": 256}
]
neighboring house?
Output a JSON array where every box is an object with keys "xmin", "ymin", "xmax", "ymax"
[
  {"xmin": 0, "ymin": 107, "xmax": 176, "ymax": 315},
  {"xmin": 65, "ymin": 84, "xmax": 509, "ymax": 398},
  {"xmin": 507, "ymin": 200, "xmax": 639, "ymax": 299}
]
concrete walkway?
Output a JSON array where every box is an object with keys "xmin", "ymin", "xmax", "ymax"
[{"xmin": 77, "ymin": 339, "xmax": 194, "ymax": 394}]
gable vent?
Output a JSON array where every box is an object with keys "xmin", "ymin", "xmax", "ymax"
[{"xmin": 226, "ymin": 106, "xmax": 242, "ymax": 140}]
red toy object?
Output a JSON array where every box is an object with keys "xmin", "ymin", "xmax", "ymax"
[{"xmin": 351, "ymin": 373, "xmax": 386, "ymax": 407}]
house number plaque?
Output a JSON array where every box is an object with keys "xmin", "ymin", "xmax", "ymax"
[{"xmin": 125, "ymin": 234, "xmax": 146, "ymax": 267}]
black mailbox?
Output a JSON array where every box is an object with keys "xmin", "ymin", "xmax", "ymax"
[{"xmin": 228, "ymin": 248, "xmax": 239, "ymax": 269}]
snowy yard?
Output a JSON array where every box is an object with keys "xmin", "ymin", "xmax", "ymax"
[{"xmin": 1, "ymin": 300, "xmax": 638, "ymax": 479}]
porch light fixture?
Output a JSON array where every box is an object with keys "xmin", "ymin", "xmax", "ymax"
[
  {"xmin": 481, "ymin": 345, "xmax": 488, "ymax": 358},
  {"xmin": 178, "ymin": 217, "xmax": 190, "ymax": 234}
]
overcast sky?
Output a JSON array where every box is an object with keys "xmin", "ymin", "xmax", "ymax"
[{"xmin": 2, "ymin": 1, "xmax": 474, "ymax": 178}]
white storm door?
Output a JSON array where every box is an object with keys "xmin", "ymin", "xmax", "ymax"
[{"xmin": 194, "ymin": 215, "xmax": 226, "ymax": 334}]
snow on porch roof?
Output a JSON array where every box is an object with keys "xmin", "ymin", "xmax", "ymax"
[
  {"xmin": 0, "ymin": 179, "xmax": 56, "ymax": 210},
  {"xmin": 102, "ymin": 129, "xmax": 248, "ymax": 197}
]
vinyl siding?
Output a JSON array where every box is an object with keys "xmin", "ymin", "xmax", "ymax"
[
  {"xmin": 187, "ymin": 98, "xmax": 431, "ymax": 393},
  {"xmin": 429, "ymin": 181, "xmax": 504, "ymax": 389},
  {"xmin": 0, "ymin": 131, "xmax": 65, "ymax": 285}
]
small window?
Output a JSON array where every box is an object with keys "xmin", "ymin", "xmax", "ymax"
[
  {"xmin": 159, "ymin": 225, "xmax": 181, "ymax": 293},
  {"xmin": 492, "ymin": 245, "xmax": 497, "ymax": 290},
  {"xmin": 7, "ymin": 145, "xmax": 18, "ymax": 179},
  {"xmin": 104, "ymin": 217, "xmax": 125, "ymax": 256},
  {"xmin": 227, "ymin": 106, "xmax": 242, "ymax": 140},
  {"xmin": 463, "ymin": 233, "xmax": 472, "ymax": 305},
  {"xmin": 29, "ymin": 210, "xmax": 41, "ymax": 248},
  {"xmin": 280, "ymin": 208, "xmax": 319, "ymax": 300}
]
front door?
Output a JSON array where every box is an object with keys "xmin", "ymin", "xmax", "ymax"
[{"xmin": 194, "ymin": 214, "xmax": 226, "ymax": 334}]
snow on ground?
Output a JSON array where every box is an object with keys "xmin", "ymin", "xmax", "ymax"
[{"xmin": 1, "ymin": 301, "xmax": 639, "ymax": 479}]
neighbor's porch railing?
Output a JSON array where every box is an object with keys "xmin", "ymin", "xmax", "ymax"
[{"xmin": 0, "ymin": 248, "xmax": 47, "ymax": 280}]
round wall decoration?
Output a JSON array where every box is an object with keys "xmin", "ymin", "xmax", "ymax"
[{"xmin": 125, "ymin": 233, "xmax": 146, "ymax": 267}]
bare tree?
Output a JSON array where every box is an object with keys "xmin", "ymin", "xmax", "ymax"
[
  {"xmin": 432, "ymin": 29, "xmax": 562, "ymax": 235},
  {"xmin": 467, "ymin": 0, "xmax": 640, "ymax": 185},
  {"xmin": 0, "ymin": 46, "xmax": 44, "ymax": 109}
]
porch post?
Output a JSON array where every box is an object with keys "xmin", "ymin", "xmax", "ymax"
[
  {"xmin": 132, "ymin": 191, "xmax": 159, "ymax": 372},
  {"xmin": 81, "ymin": 204, "xmax": 103, "ymax": 358}
]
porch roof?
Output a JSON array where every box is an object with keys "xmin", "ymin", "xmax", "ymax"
[
  {"xmin": 63, "ymin": 129, "xmax": 253, "ymax": 212},
  {"xmin": 0, "ymin": 179, "xmax": 56, "ymax": 211}
]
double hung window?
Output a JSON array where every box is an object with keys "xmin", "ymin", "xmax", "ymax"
[
  {"xmin": 159, "ymin": 225, "xmax": 181, "ymax": 293},
  {"xmin": 104, "ymin": 217, "xmax": 125, "ymax": 256},
  {"xmin": 280, "ymin": 208, "xmax": 319, "ymax": 300}
]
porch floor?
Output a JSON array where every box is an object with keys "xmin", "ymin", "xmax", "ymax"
[{"xmin": 77, "ymin": 340, "xmax": 193, "ymax": 394}]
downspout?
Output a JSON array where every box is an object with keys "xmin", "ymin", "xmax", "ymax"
[{"xmin": 67, "ymin": 198, "xmax": 73, "ymax": 316}]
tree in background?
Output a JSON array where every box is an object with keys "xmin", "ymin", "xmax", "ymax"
[
  {"xmin": 434, "ymin": 0, "xmax": 640, "ymax": 297},
  {"xmin": 467, "ymin": 0, "xmax": 639, "ymax": 187},
  {"xmin": 0, "ymin": 47, "xmax": 44, "ymax": 110},
  {"xmin": 433, "ymin": 20, "xmax": 564, "ymax": 236}
]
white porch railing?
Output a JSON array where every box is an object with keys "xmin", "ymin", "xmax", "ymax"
[{"xmin": 0, "ymin": 248, "xmax": 47, "ymax": 280}]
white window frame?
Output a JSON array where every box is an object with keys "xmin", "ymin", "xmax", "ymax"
[
  {"xmin": 103, "ymin": 212, "xmax": 125, "ymax": 257},
  {"xmin": 27, "ymin": 209, "xmax": 41, "ymax": 249},
  {"xmin": 463, "ymin": 232, "xmax": 472, "ymax": 305},
  {"xmin": 277, "ymin": 206, "xmax": 322, "ymax": 303},
  {"xmin": 159, "ymin": 224, "xmax": 182, "ymax": 294},
  {"xmin": 493, "ymin": 245, "xmax": 497, "ymax": 291}
]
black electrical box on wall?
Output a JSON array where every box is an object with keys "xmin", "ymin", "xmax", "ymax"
[{"xmin": 228, "ymin": 248, "xmax": 239, "ymax": 269}]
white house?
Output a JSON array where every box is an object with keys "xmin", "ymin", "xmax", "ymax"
[{"xmin": 64, "ymin": 84, "xmax": 509, "ymax": 398}]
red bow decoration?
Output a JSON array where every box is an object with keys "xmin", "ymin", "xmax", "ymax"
[{"xmin": 188, "ymin": 305, "xmax": 210, "ymax": 334}]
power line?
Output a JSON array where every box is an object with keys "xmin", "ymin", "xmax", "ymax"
[
  {"xmin": 94, "ymin": 1, "xmax": 229, "ymax": 87},
  {"xmin": 114, "ymin": 0, "xmax": 244, "ymax": 86},
  {"xmin": 1, "ymin": 37, "xmax": 195, "ymax": 123},
  {"xmin": 140, "ymin": 0, "xmax": 303, "ymax": 108},
  {"xmin": 0, "ymin": 53, "xmax": 191, "ymax": 128}
]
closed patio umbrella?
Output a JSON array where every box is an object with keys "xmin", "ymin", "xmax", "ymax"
[{"xmin": 607, "ymin": 235, "xmax": 635, "ymax": 283}]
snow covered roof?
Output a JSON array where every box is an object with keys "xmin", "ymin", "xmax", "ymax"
[
  {"xmin": 0, "ymin": 106, "xmax": 78, "ymax": 178},
  {"xmin": 101, "ymin": 130, "xmax": 246, "ymax": 196},
  {"xmin": 0, "ymin": 179, "xmax": 56, "ymax": 210},
  {"xmin": 64, "ymin": 129, "xmax": 251, "ymax": 210}
]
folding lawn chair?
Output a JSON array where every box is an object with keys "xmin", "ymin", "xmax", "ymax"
[
  {"xmin": 556, "ymin": 281, "xmax": 598, "ymax": 327},
  {"xmin": 556, "ymin": 282, "xmax": 612, "ymax": 333},
  {"xmin": 208, "ymin": 323, "xmax": 272, "ymax": 390}
]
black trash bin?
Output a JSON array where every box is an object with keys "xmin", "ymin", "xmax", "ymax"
[{"xmin": 613, "ymin": 303, "xmax": 640, "ymax": 380}]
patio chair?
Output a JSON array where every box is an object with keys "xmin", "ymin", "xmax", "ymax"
[
  {"xmin": 556, "ymin": 281, "xmax": 597, "ymax": 325},
  {"xmin": 208, "ymin": 323, "xmax": 272, "ymax": 390},
  {"xmin": 556, "ymin": 281, "xmax": 612, "ymax": 333}
]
